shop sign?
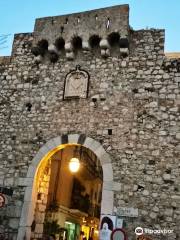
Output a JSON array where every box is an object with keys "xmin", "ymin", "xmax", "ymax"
[
  {"xmin": 116, "ymin": 218, "xmax": 123, "ymax": 228},
  {"xmin": 117, "ymin": 207, "xmax": 138, "ymax": 217}
]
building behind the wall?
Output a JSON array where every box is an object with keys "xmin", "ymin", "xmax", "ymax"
[{"xmin": 0, "ymin": 4, "xmax": 180, "ymax": 240}]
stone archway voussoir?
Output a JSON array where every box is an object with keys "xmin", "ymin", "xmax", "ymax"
[
  {"xmin": 18, "ymin": 177, "xmax": 34, "ymax": 187},
  {"xmin": 103, "ymin": 181, "xmax": 121, "ymax": 191},
  {"xmin": 101, "ymin": 189, "xmax": 114, "ymax": 214},
  {"xmin": 51, "ymin": 136, "xmax": 62, "ymax": 148},
  {"xmin": 17, "ymin": 227, "xmax": 31, "ymax": 240},
  {"xmin": 45, "ymin": 139, "xmax": 60, "ymax": 151},
  {"xmin": 83, "ymin": 137, "xmax": 94, "ymax": 148},
  {"xmin": 31, "ymin": 147, "xmax": 49, "ymax": 167},
  {"xmin": 83, "ymin": 137, "xmax": 101, "ymax": 151},
  {"xmin": 68, "ymin": 134, "xmax": 79, "ymax": 144},
  {"xmin": 19, "ymin": 201, "xmax": 34, "ymax": 227},
  {"xmin": 95, "ymin": 149, "xmax": 111, "ymax": 165},
  {"xmin": 102, "ymin": 163, "xmax": 113, "ymax": 181},
  {"xmin": 27, "ymin": 166, "xmax": 37, "ymax": 178}
]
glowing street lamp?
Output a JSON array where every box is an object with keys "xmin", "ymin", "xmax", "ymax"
[{"xmin": 69, "ymin": 157, "xmax": 80, "ymax": 173}]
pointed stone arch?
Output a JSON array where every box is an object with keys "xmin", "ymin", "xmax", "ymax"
[{"xmin": 17, "ymin": 134, "xmax": 120, "ymax": 240}]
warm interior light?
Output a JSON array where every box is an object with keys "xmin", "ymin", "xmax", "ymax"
[
  {"xmin": 83, "ymin": 217, "xmax": 87, "ymax": 223},
  {"xmin": 65, "ymin": 221, "xmax": 72, "ymax": 225},
  {"xmin": 94, "ymin": 230, "xmax": 99, "ymax": 235},
  {"xmin": 69, "ymin": 157, "xmax": 80, "ymax": 173}
]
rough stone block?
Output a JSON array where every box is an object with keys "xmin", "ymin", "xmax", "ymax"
[
  {"xmin": 101, "ymin": 189, "xmax": 114, "ymax": 214},
  {"xmin": 68, "ymin": 134, "xmax": 79, "ymax": 144},
  {"xmin": 102, "ymin": 163, "xmax": 113, "ymax": 181}
]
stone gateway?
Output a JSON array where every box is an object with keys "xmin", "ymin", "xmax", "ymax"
[{"xmin": 0, "ymin": 4, "xmax": 179, "ymax": 240}]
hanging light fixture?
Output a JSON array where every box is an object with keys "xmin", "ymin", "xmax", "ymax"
[
  {"xmin": 69, "ymin": 146, "xmax": 83, "ymax": 173},
  {"xmin": 69, "ymin": 157, "xmax": 80, "ymax": 173}
]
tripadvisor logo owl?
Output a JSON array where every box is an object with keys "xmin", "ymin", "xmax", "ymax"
[{"xmin": 135, "ymin": 227, "xmax": 144, "ymax": 235}]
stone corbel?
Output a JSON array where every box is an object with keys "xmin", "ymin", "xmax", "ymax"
[
  {"xmin": 100, "ymin": 39, "xmax": 110, "ymax": 57},
  {"xmin": 65, "ymin": 42, "xmax": 74, "ymax": 60},
  {"xmin": 119, "ymin": 35, "xmax": 129, "ymax": 57},
  {"xmin": 65, "ymin": 42, "xmax": 73, "ymax": 52},
  {"xmin": 66, "ymin": 52, "xmax": 75, "ymax": 60},
  {"xmin": 120, "ymin": 48, "xmax": 129, "ymax": 56},
  {"xmin": 82, "ymin": 41, "xmax": 90, "ymax": 51},
  {"xmin": 48, "ymin": 44, "xmax": 59, "ymax": 54},
  {"xmin": 101, "ymin": 49, "xmax": 110, "ymax": 57},
  {"xmin": 34, "ymin": 55, "xmax": 43, "ymax": 64},
  {"xmin": 100, "ymin": 39, "xmax": 110, "ymax": 49},
  {"xmin": 48, "ymin": 44, "xmax": 59, "ymax": 62}
]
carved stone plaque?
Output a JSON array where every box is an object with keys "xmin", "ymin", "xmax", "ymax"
[{"xmin": 64, "ymin": 65, "xmax": 89, "ymax": 99}]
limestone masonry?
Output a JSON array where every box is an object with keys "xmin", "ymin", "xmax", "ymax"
[{"xmin": 0, "ymin": 4, "xmax": 180, "ymax": 240}]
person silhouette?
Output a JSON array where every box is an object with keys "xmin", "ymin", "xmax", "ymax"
[{"xmin": 100, "ymin": 216, "xmax": 113, "ymax": 240}]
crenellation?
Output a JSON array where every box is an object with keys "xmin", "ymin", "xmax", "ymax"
[{"xmin": 33, "ymin": 4, "xmax": 129, "ymax": 43}]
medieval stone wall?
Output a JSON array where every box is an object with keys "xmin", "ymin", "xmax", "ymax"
[
  {"xmin": 0, "ymin": 4, "xmax": 180, "ymax": 240},
  {"xmin": 33, "ymin": 4, "xmax": 129, "ymax": 43}
]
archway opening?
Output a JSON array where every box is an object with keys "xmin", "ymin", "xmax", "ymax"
[
  {"xmin": 71, "ymin": 36, "xmax": 83, "ymax": 52},
  {"xmin": 37, "ymin": 39, "xmax": 49, "ymax": 56},
  {"xmin": 107, "ymin": 32, "xmax": 120, "ymax": 47},
  {"xmin": 107, "ymin": 32, "xmax": 120, "ymax": 57},
  {"xmin": 89, "ymin": 35, "xmax": 101, "ymax": 49},
  {"xmin": 55, "ymin": 37, "xmax": 65, "ymax": 51},
  {"xmin": 31, "ymin": 144, "xmax": 103, "ymax": 240}
]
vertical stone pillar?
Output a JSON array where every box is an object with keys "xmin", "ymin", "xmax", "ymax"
[{"xmin": 31, "ymin": 159, "xmax": 51, "ymax": 239}]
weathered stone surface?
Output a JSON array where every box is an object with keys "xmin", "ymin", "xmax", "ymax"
[{"xmin": 0, "ymin": 4, "xmax": 179, "ymax": 240}]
